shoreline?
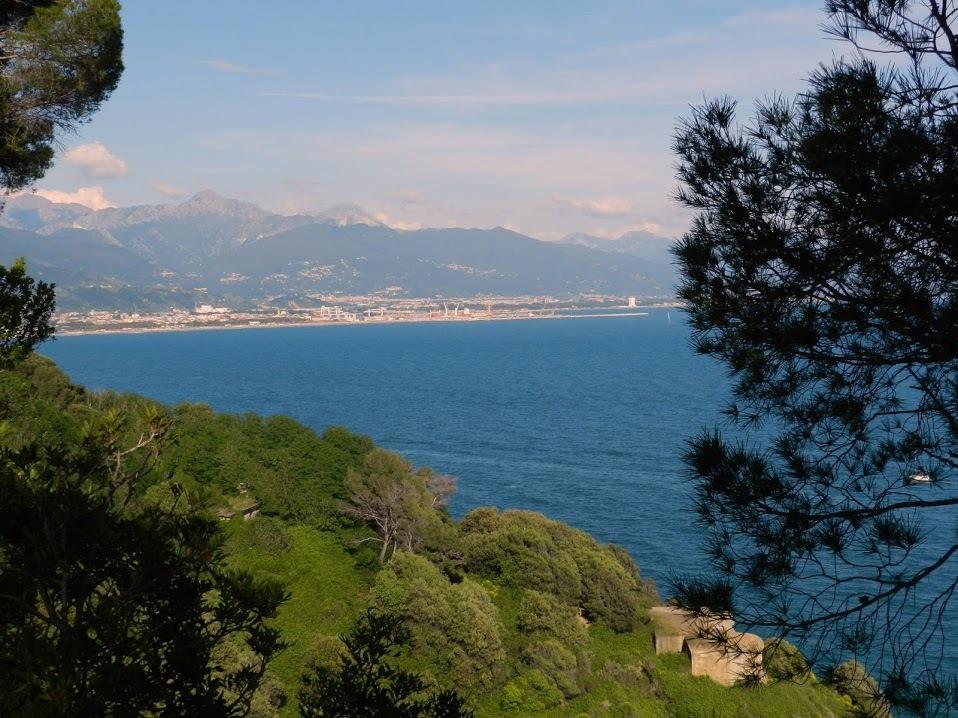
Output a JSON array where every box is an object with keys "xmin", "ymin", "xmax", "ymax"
[{"xmin": 54, "ymin": 310, "xmax": 656, "ymax": 338}]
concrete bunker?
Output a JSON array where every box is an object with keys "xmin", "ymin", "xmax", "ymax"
[{"xmin": 649, "ymin": 606, "xmax": 766, "ymax": 686}]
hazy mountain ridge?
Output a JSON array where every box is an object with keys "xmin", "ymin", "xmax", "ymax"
[
  {"xmin": 0, "ymin": 192, "xmax": 678, "ymax": 310},
  {"xmin": 559, "ymin": 229, "xmax": 676, "ymax": 265}
]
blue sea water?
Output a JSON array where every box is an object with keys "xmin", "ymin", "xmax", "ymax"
[
  {"xmin": 45, "ymin": 308, "xmax": 724, "ymax": 583},
  {"xmin": 43, "ymin": 308, "xmax": 956, "ymax": 678}
]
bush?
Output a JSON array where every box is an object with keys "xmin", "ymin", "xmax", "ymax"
[
  {"xmin": 500, "ymin": 669, "xmax": 563, "ymax": 712},
  {"xmin": 763, "ymin": 638, "xmax": 810, "ymax": 682},
  {"xmin": 611, "ymin": 703, "xmax": 640, "ymax": 718},
  {"xmin": 460, "ymin": 508, "xmax": 644, "ymax": 631},
  {"xmin": 601, "ymin": 660, "xmax": 653, "ymax": 689},
  {"xmin": 826, "ymin": 660, "xmax": 890, "ymax": 717},
  {"xmin": 162, "ymin": 409, "xmax": 371, "ymax": 528},
  {"xmin": 515, "ymin": 589, "xmax": 591, "ymax": 696},
  {"xmin": 243, "ymin": 516, "xmax": 292, "ymax": 555},
  {"xmin": 369, "ymin": 552, "xmax": 506, "ymax": 689},
  {"xmin": 461, "ymin": 512, "xmax": 581, "ymax": 600},
  {"xmin": 522, "ymin": 639, "xmax": 583, "ymax": 698},
  {"xmin": 576, "ymin": 549, "xmax": 643, "ymax": 631},
  {"xmin": 248, "ymin": 676, "xmax": 287, "ymax": 718},
  {"xmin": 298, "ymin": 609, "xmax": 472, "ymax": 718},
  {"xmin": 516, "ymin": 590, "xmax": 587, "ymax": 650},
  {"xmin": 302, "ymin": 634, "xmax": 348, "ymax": 675}
]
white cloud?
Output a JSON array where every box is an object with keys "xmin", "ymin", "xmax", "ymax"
[
  {"xmin": 555, "ymin": 196, "xmax": 633, "ymax": 218},
  {"xmin": 619, "ymin": 221, "xmax": 665, "ymax": 235},
  {"xmin": 63, "ymin": 142, "xmax": 128, "ymax": 179},
  {"xmin": 269, "ymin": 177, "xmax": 328, "ymax": 215},
  {"xmin": 35, "ymin": 186, "xmax": 115, "ymax": 210},
  {"xmin": 373, "ymin": 211, "xmax": 422, "ymax": 231},
  {"xmin": 152, "ymin": 181, "xmax": 187, "ymax": 199},
  {"xmin": 262, "ymin": 7, "xmax": 825, "ymax": 110},
  {"xmin": 203, "ymin": 123, "xmax": 679, "ymax": 233},
  {"xmin": 199, "ymin": 59, "xmax": 272, "ymax": 76},
  {"xmin": 260, "ymin": 90, "xmax": 674, "ymax": 107},
  {"xmin": 205, "ymin": 3, "xmax": 833, "ymax": 239},
  {"xmin": 585, "ymin": 221, "xmax": 667, "ymax": 239}
]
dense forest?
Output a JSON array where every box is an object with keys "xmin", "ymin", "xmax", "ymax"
[
  {"xmin": 0, "ymin": 350, "xmax": 874, "ymax": 717},
  {"xmin": 3, "ymin": 0, "xmax": 955, "ymax": 714}
]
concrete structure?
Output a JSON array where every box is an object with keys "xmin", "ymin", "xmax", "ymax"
[
  {"xmin": 649, "ymin": 606, "xmax": 734, "ymax": 655},
  {"xmin": 649, "ymin": 606, "xmax": 765, "ymax": 686},
  {"xmin": 195, "ymin": 304, "xmax": 229, "ymax": 314},
  {"xmin": 217, "ymin": 496, "xmax": 261, "ymax": 521},
  {"xmin": 685, "ymin": 630, "xmax": 764, "ymax": 686}
]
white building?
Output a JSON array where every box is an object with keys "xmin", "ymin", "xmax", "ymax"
[{"xmin": 195, "ymin": 304, "xmax": 229, "ymax": 314}]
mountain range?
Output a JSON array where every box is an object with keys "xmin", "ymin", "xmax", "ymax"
[{"xmin": 0, "ymin": 191, "xmax": 678, "ymax": 311}]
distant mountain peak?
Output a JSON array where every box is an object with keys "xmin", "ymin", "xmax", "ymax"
[
  {"xmin": 185, "ymin": 189, "xmax": 221, "ymax": 202},
  {"xmin": 561, "ymin": 231, "xmax": 601, "ymax": 244},
  {"xmin": 558, "ymin": 229, "xmax": 675, "ymax": 265},
  {"xmin": 0, "ymin": 192, "xmax": 93, "ymax": 232},
  {"xmin": 177, "ymin": 189, "xmax": 266, "ymax": 218},
  {"xmin": 2, "ymin": 192, "xmax": 680, "ymax": 310}
]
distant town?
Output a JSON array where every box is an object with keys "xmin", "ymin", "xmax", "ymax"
[{"xmin": 53, "ymin": 295, "xmax": 681, "ymax": 335}]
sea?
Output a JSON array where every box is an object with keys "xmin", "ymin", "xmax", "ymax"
[
  {"xmin": 45, "ymin": 308, "xmax": 721, "ymax": 583},
  {"xmin": 43, "ymin": 308, "xmax": 956, "ymax": 678}
]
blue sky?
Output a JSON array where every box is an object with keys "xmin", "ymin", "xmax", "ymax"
[{"xmin": 37, "ymin": 1, "xmax": 846, "ymax": 239}]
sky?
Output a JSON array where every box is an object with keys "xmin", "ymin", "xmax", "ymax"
[{"xmin": 36, "ymin": 1, "xmax": 849, "ymax": 240}]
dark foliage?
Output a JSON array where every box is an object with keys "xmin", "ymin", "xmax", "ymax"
[
  {"xmin": 763, "ymin": 639, "xmax": 811, "ymax": 683},
  {"xmin": 162, "ymin": 406, "xmax": 370, "ymax": 528},
  {"xmin": 298, "ymin": 609, "xmax": 473, "ymax": 718},
  {"xmin": 670, "ymin": 1, "xmax": 956, "ymax": 714},
  {"xmin": 0, "ymin": 407, "xmax": 288, "ymax": 716},
  {"xmin": 1, "ymin": 0, "xmax": 123, "ymax": 193},
  {"xmin": 0, "ymin": 258, "xmax": 54, "ymax": 361},
  {"xmin": 827, "ymin": 660, "xmax": 891, "ymax": 718}
]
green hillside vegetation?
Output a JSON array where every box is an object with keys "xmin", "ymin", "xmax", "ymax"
[{"xmin": 4, "ymin": 353, "xmax": 859, "ymax": 717}]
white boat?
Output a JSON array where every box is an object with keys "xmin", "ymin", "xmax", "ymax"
[{"xmin": 907, "ymin": 473, "xmax": 932, "ymax": 484}]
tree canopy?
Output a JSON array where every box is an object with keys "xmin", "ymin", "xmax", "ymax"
[
  {"xmin": 671, "ymin": 1, "xmax": 957, "ymax": 714},
  {"xmin": 1, "ymin": 0, "xmax": 123, "ymax": 194},
  {"xmin": 0, "ymin": 396, "xmax": 288, "ymax": 716},
  {"xmin": 0, "ymin": 257, "xmax": 55, "ymax": 361},
  {"xmin": 298, "ymin": 609, "xmax": 473, "ymax": 718},
  {"xmin": 341, "ymin": 449, "xmax": 454, "ymax": 564}
]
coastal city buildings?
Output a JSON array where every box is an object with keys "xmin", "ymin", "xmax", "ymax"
[{"xmin": 52, "ymin": 296, "xmax": 679, "ymax": 334}]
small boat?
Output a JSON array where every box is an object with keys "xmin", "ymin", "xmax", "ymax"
[{"xmin": 907, "ymin": 473, "xmax": 932, "ymax": 484}]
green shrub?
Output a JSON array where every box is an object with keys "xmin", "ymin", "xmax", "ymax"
[
  {"xmin": 461, "ymin": 512, "xmax": 582, "ymax": 600},
  {"xmin": 826, "ymin": 660, "xmax": 890, "ymax": 717},
  {"xmin": 460, "ymin": 508, "xmax": 644, "ymax": 631},
  {"xmin": 242, "ymin": 516, "xmax": 292, "ymax": 555},
  {"xmin": 162, "ymin": 408, "xmax": 371, "ymax": 527},
  {"xmin": 522, "ymin": 638, "xmax": 583, "ymax": 698},
  {"xmin": 370, "ymin": 552, "xmax": 506, "ymax": 689},
  {"xmin": 576, "ymin": 549, "xmax": 642, "ymax": 631},
  {"xmin": 611, "ymin": 703, "xmax": 639, "ymax": 718},
  {"xmin": 516, "ymin": 590, "xmax": 588, "ymax": 650},
  {"xmin": 301, "ymin": 634, "xmax": 347, "ymax": 675},
  {"xmin": 500, "ymin": 669, "xmax": 563, "ymax": 712},
  {"xmin": 763, "ymin": 638, "xmax": 810, "ymax": 682},
  {"xmin": 601, "ymin": 660, "xmax": 653, "ymax": 689},
  {"xmin": 248, "ymin": 675, "xmax": 287, "ymax": 718},
  {"xmin": 298, "ymin": 609, "xmax": 472, "ymax": 718},
  {"xmin": 515, "ymin": 589, "xmax": 591, "ymax": 696}
]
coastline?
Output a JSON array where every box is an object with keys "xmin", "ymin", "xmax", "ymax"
[{"xmin": 54, "ymin": 309, "xmax": 656, "ymax": 338}]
